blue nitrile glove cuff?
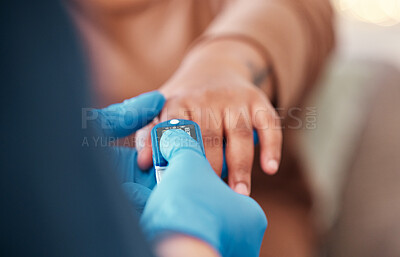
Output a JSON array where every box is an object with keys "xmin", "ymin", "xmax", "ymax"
[
  {"xmin": 93, "ymin": 91, "xmax": 165, "ymax": 138},
  {"xmin": 141, "ymin": 130, "xmax": 267, "ymax": 257},
  {"xmin": 90, "ymin": 91, "xmax": 165, "ymax": 215}
]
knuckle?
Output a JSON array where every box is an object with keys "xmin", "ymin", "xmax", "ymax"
[
  {"xmin": 227, "ymin": 151, "xmax": 253, "ymax": 173},
  {"xmin": 231, "ymin": 127, "xmax": 253, "ymax": 138},
  {"xmin": 201, "ymin": 127, "xmax": 219, "ymax": 137},
  {"xmin": 202, "ymin": 128, "xmax": 222, "ymax": 148},
  {"xmin": 234, "ymin": 160, "xmax": 252, "ymax": 174},
  {"xmin": 247, "ymin": 86, "xmax": 266, "ymax": 101},
  {"xmin": 226, "ymin": 110, "xmax": 252, "ymax": 132}
]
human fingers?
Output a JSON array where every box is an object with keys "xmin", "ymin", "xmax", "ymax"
[
  {"xmin": 136, "ymin": 122, "xmax": 156, "ymax": 170},
  {"xmin": 88, "ymin": 91, "xmax": 165, "ymax": 138},
  {"xmin": 223, "ymin": 107, "xmax": 254, "ymax": 195},
  {"xmin": 252, "ymin": 99, "xmax": 282, "ymax": 175},
  {"xmin": 193, "ymin": 107, "xmax": 224, "ymax": 176},
  {"xmin": 159, "ymin": 98, "xmax": 223, "ymax": 174},
  {"xmin": 137, "ymin": 99, "xmax": 187, "ymax": 169}
]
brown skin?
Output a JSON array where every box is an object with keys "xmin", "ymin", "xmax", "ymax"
[
  {"xmin": 157, "ymin": 235, "xmax": 220, "ymax": 257},
  {"xmin": 70, "ymin": 1, "xmax": 327, "ymax": 256},
  {"xmin": 136, "ymin": 39, "xmax": 282, "ymax": 195}
]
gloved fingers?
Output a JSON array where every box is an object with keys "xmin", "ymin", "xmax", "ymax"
[
  {"xmin": 160, "ymin": 129, "xmax": 204, "ymax": 161},
  {"xmin": 223, "ymin": 108, "xmax": 254, "ymax": 196},
  {"xmin": 137, "ymin": 99, "xmax": 185, "ymax": 169},
  {"xmin": 88, "ymin": 91, "xmax": 165, "ymax": 139},
  {"xmin": 108, "ymin": 146, "xmax": 137, "ymax": 183},
  {"xmin": 122, "ymin": 182, "xmax": 152, "ymax": 215}
]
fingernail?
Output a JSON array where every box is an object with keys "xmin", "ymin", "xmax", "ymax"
[
  {"xmin": 234, "ymin": 182, "xmax": 249, "ymax": 196},
  {"xmin": 267, "ymin": 160, "xmax": 279, "ymax": 173}
]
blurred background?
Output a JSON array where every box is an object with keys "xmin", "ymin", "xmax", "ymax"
[
  {"xmin": 334, "ymin": 0, "xmax": 400, "ymax": 67},
  {"xmin": 299, "ymin": 0, "xmax": 400, "ymax": 256},
  {"xmin": 3, "ymin": 0, "xmax": 398, "ymax": 256}
]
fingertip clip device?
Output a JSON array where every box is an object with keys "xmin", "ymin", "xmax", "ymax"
[{"xmin": 151, "ymin": 119, "xmax": 205, "ymax": 183}]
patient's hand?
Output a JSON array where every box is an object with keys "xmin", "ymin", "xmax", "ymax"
[{"xmin": 136, "ymin": 39, "xmax": 282, "ymax": 195}]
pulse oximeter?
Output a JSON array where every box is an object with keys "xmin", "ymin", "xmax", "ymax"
[{"xmin": 151, "ymin": 119, "xmax": 205, "ymax": 183}]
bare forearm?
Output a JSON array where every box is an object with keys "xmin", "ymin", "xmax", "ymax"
[
  {"xmin": 171, "ymin": 38, "xmax": 275, "ymax": 102},
  {"xmin": 204, "ymin": 0, "xmax": 335, "ymax": 109}
]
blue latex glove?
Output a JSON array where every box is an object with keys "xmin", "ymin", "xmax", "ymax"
[
  {"xmin": 141, "ymin": 129, "xmax": 267, "ymax": 257},
  {"xmin": 90, "ymin": 91, "xmax": 165, "ymax": 214}
]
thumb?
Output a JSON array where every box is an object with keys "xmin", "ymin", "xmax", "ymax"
[
  {"xmin": 160, "ymin": 129, "xmax": 204, "ymax": 161},
  {"xmin": 91, "ymin": 91, "xmax": 165, "ymax": 138}
]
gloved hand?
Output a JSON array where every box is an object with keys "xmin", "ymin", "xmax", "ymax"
[
  {"xmin": 89, "ymin": 91, "xmax": 165, "ymax": 214},
  {"xmin": 141, "ymin": 129, "xmax": 267, "ymax": 257}
]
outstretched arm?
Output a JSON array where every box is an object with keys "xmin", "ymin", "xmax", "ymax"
[{"xmin": 137, "ymin": 0, "xmax": 335, "ymax": 195}]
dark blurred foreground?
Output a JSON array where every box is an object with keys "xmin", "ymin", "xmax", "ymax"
[{"xmin": 0, "ymin": 1, "xmax": 152, "ymax": 256}]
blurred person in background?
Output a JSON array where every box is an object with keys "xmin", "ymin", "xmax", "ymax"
[
  {"xmin": 1, "ymin": 1, "xmax": 268, "ymax": 257},
  {"xmin": 68, "ymin": 0, "xmax": 334, "ymax": 256},
  {"xmin": 70, "ymin": 0, "xmax": 335, "ymax": 256}
]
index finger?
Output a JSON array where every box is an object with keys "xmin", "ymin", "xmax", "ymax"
[
  {"xmin": 160, "ymin": 129, "xmax": 204, "ymax": 161},
  {"xmin": 85, "ymin": 91, "xmax": 165, "ymax": 138}
]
